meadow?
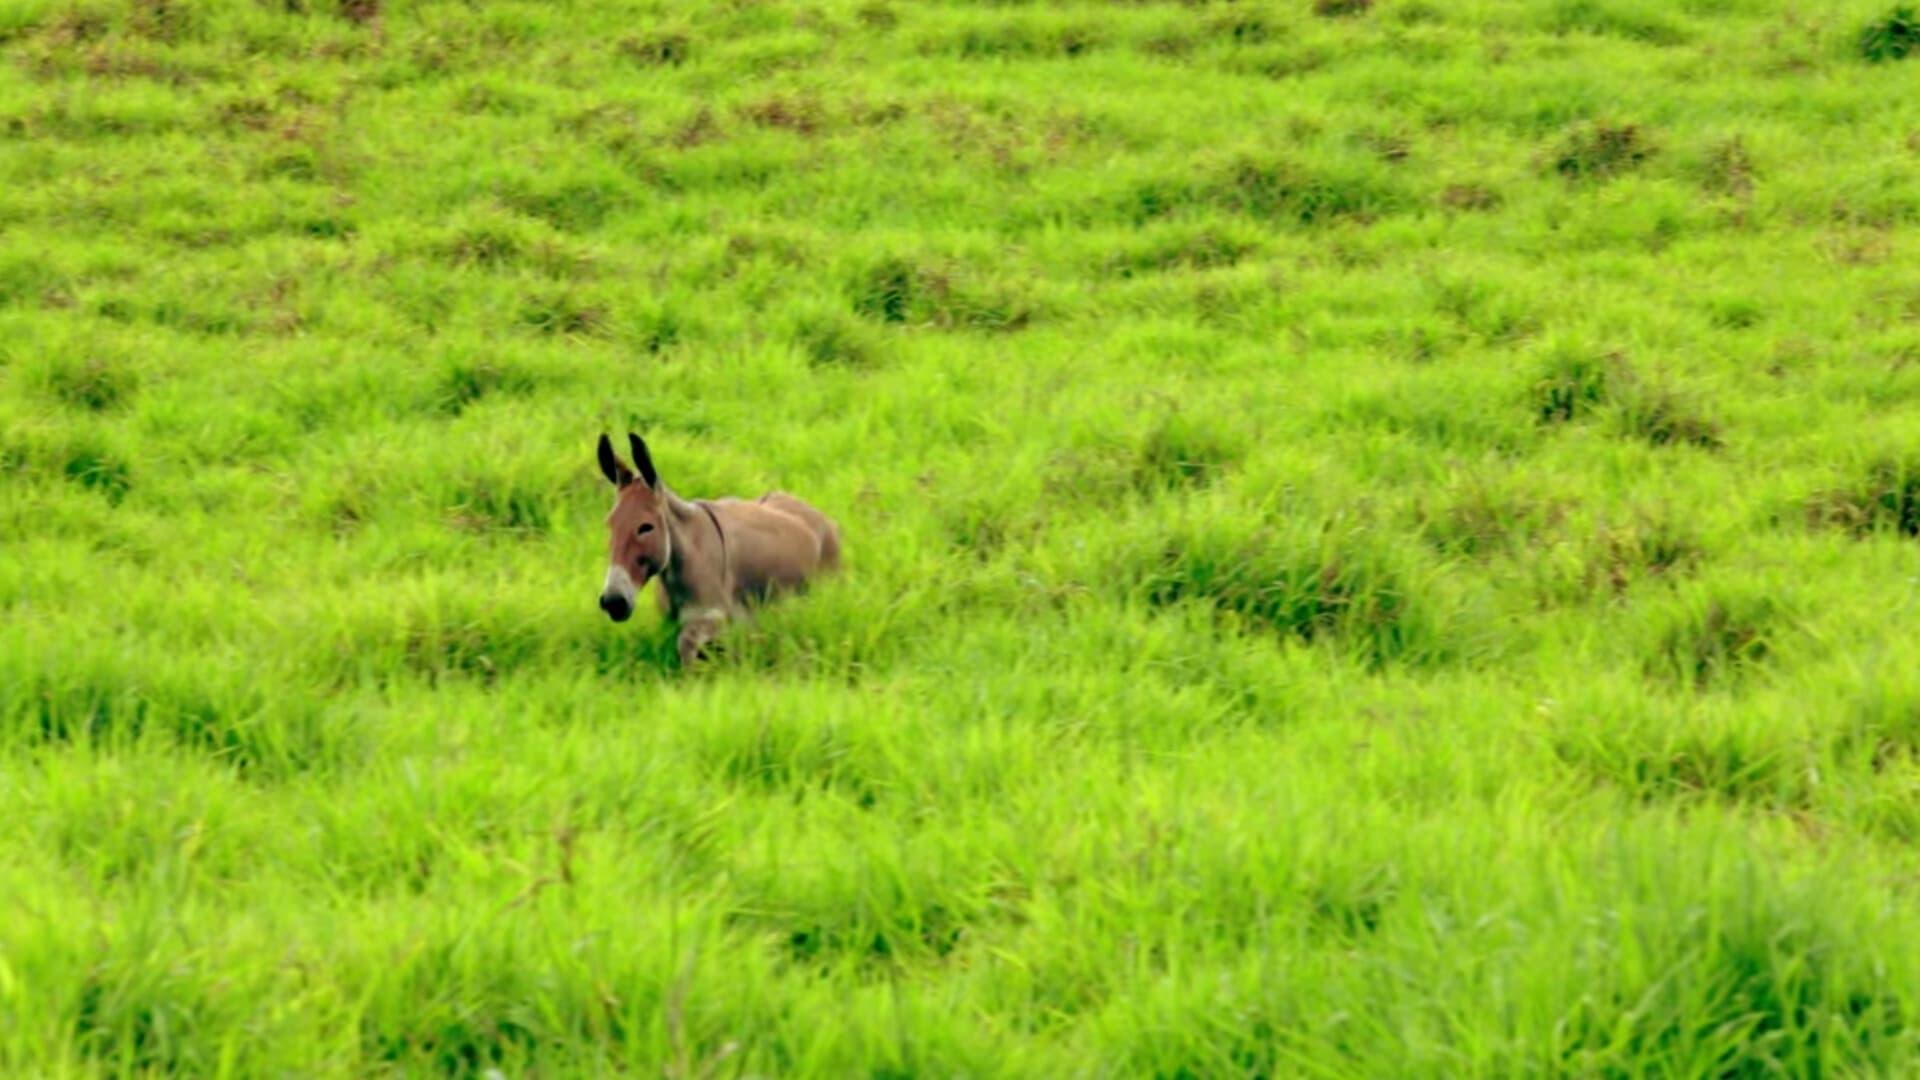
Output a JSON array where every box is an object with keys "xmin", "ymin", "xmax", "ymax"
[{"xmin": 5, "ymin": 0, "xmax": 1920, "ymax": 1073}]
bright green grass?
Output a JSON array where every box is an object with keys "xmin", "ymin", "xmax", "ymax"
[{"xmin": 5, "ymin": 0, "xmax": 1920, "ymax": 1074}]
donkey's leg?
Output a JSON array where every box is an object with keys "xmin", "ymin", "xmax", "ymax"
[{"xmin": 676, "ymin": 607, "xmax": 728, "ymax": 667}]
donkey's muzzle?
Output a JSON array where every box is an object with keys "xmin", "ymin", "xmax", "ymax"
[{"xmin": 599, "ymin": 592, "xmax": 634, "ymax": 622}]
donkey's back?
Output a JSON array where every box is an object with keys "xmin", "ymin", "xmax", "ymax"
[
  {"xmin": 759, "ymin": 491, "xmax": 841, "ymax": 571},
  {"xmin": 711, "ymin": 491, "xmax": 840, "ymax": 605}
]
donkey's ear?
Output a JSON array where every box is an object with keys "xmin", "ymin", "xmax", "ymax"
[
  {"xmin": 628, "ymin": 432, "xmax": 660, "ymax": 490},
  {"xmin": 597, "ymin": 433, "xmax": 633, "ymax": 487}
]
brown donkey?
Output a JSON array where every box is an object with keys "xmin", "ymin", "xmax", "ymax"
[{"xmin": 596, "ymin": 432, "xmax": 841, "ymax": 666}]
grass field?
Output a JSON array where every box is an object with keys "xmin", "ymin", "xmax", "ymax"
[{"xmin": 5, "ymin": 0, "xmax": 1920, "ymax": 1073}]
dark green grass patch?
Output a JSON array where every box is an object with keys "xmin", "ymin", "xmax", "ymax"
[
  {"xmin": 1860, "ymin": 6, "xmax": 1920, "ymax": 63},
  {"xmin": 617, "ymin": 28, "xmax": 690, "ymax": 67},
  {"xmin": 517, "ymin": 288, "xmax": 611, "ymax": 339},
  {"xmin": 1139, "ymin": 519, "xmax": 1444, "ymax": 669},
  {"xmin": 1707, "ymin": 294, "xmax": 1764, "ymax": 331},
  {"xmin": 1544, "ymin": 0, "xmax": 1689, "ymax": 46},
  {"xmin": 1586, "ymin": 514, "xmax": 1705, "ymax": 595},
  {"xmin": 1135, "ymin": 155, "xmax": 1418, "ymax": 228},
  {"xmin": 41, "ymin": 355, "xmax": 137, "ymax": 412},
  {"xmin": 1532, "ymin": 345, "xmax": 1627, "ymax": 423},
  {"xmin": 0, "ymin": 251, "xmax": 66, "ymax": 307},
  {"xmin": 351, "ymin": 931, "xmax": 660, "ymax": 1075},
  {"xmin": 1439, "ymin": 182, "xmax": 1504, "ymax": 212},
  {"xmin": 1699, "ymin": 135, "xmax": 1757, "ymax": 198},
  {"xmin": 1553, "ymin": 710, "xmax": 1805, "ymax": 809},
  {"xmin": 448, "ymin": 478, "xmax": 553, "ymax": 536},
  {"xmin": 1832, "ymin": 677, "xmax": 1920, "ymax": 778},
  {"xmin": 1650, "ymin": 594, "xmax": 1783, "ymax": 690},
  {"xmin": 60, "ymin": 442, "xmax": 133, "ymax": 504},
  {"xmin": 1431, "ymin": 275, "xmax": 1540, "ymax": 344},
  {"xmin": 1616, "ymin": 382, "xmax": 1725, "ymax": 450},
  {"xmin": 436, "ymin": 357, "xmax": 538, "ymax": 417},
  {"xmin": 1525, "ymin": 510, "xmax": 1706, "ymax": 606},
  {"xmin": 738, "ymin": 93, "xmax": 829, "ymax": 138},
  {"xmin": 624, "ymin": 300, "xmax": 688, "ymax": 355},
  {"xmin": 788, "ymin": 303, "xmax": 880, "ymax": 368},
  {"xmin": 1314, "ymin": 0, "xmax": 1373, "ymax": 18},
  {"xmin": 933, "ymin": 18, "xmax": 1107, "ymax": 61},
  {"xmin": 497, "ymin": 174, "xmax": 635, "ymax": 234},
  {"xmin": 1530, "ymin": 346, "xmax": 1722, "ymax": 448},
  {"xmin": 941, "ymin": 486, "xmax": 1049, "ymax": 563},
  {"xmin": 1548, "ymin": 121, "xmax": 1657, "ymax": 183},
  {"xmin": 68, "ymin": 947, "xmax": 228, "ymax": 1075},
  {"xmin": 1102, "ymin": 226, "xmax": 1260, "ymax": 278},
  {"xmin": 426, "ymin": 209, "xmax": 577, "ymax": 271},
  {"xmin": 1132, "ymin": 413, "xmax": 1245, "ymax": 493},
  {"xmin": 1415, "ymin": 485, "xmax": 1571, "ymax": 560},
  {"xmin": 846, "ymin": 256, "xmax": 1035, "ymax": 331},
  {"xmin": 1807, "ymin": 460, "xmax": 1920, "ymax": 539},
  {"xmin": 700, "ymin": 722, "xmax": 869, "ymax": 803}
]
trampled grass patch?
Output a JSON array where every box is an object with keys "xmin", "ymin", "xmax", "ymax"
[{"xmin": 6, "ymin": 0, "xmax": 1920, "ymax": 1073}]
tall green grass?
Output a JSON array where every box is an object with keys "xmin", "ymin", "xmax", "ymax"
[{"xmin": 5, "ymin": 0, "xmax": 1920, "ymax": 1073}]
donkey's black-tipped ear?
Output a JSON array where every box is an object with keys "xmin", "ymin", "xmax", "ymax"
[
  {"xmin": 628, "ymin": 432, "xmax": 660, "ymax": 490},
  {"xmin": 597, "ymin": 433, "xmax": 633, "ymax": 487}
]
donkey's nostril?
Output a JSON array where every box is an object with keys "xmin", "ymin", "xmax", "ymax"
[{"xmin": 600, "ymin": 594, "xmax": 633, "ymax": 622}]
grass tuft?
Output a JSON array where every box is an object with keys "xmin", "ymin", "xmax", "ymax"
[
  {"xmin": 1549, "ymin": 121, "xmax": 1656, "ymax": 183},
  {"xmin": 1807, "ymin": 461, "xmax": 1920, "ymax": 538},
  {"xmin": 1651, "ymin": 595, "xmax": 1781, "ymax": 689},
  {"xmin": 618, "ymin": 29, "xmax": 690, "ymax": 67},
  {"xmin": 1439, "ymin": 182, "xmax": 1503, "ymax": 212},
  {"xmin": 1546, "ymin": 0, "xmax": 1688, "ymax": 45},
  {"xmin": 1133, "ymin": 413, "xmax": 1243, "ymax": 492},
  {"xmin": 739, "ymin": 94, "xmax": 827, "ymax": 137},
  {"xmin": 1416, "ymin": 487, "xmax": 1569, "ymax": 560},
  {"xmin": 449, "ymin": 480, "xmax": 552, "ymax": 536},
  {"xmin": 1141, "ymin": 521, "xmax": 1437, "ymax": 668},
  {"xmin": 1532, "ymin": 344, "xmax": 1627, "ymax": 424},
  {"xmin": 789, "ymin": 304, "xmax": 879, "ymax": 369},
  {"xmin": 438, "ymin": 358, "xmax": 538, "ymax": 416},
  {"xmin": 44, "ymin": 356, "xmax": 136, "ymax": 412},
  {"xmin": 1314, "ymin": 0, "xmax": 1373, "ymax": 17},
  {"xmin": 1211, "ymin": 155, "xmax": 1414, "ymax": 225},
  {"xmin": 1589, "ymin": 516, "xmax": 1704, "ymax": 594},
  {"xmin": 1700, "ymin": 136, "xmax": 1756, "ymax": 198},
  {"xmin": 337, "ymin": 0, "xmax": 381, "ymax": 27},
  {"xmin": 518, "ymin": 289, "xmax": 610, "ymax": 338},
  {"xmin": 1860, "ymin": 6, "xmax": 1920, "ymax": 63},
  {"xmin": 1617, "ymin": 383, "xmax": 1724, "ymax": 450},
  {"xmin": 61, "ymin": 444, "xmax": 132, "ymax": 504},
  {"xmin": 846, "ymin": 257, "xmax": 1033, "ymax": 331}
]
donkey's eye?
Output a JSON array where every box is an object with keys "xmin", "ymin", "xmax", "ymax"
[{"xmin": 636, "ymin": 523, "xmax": 655, "ymax": 536}]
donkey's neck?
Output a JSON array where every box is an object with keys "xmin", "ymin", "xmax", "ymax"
[
  {"xmin": 657, "ymin": 488, "xmax": 718, "ymax": 610},
  {"xmin": 662, "ymin": 488, "xmax": 701, "ymax": 536}
]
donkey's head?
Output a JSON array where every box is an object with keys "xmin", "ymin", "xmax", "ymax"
[{"xmin": 596, "ymin": 432, "xmax": 670, "ymax": 622}]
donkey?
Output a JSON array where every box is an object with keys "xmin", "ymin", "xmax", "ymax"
[{"xmin": 596, "ymin": 432, "xmax": 841, "ymax": 666}]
